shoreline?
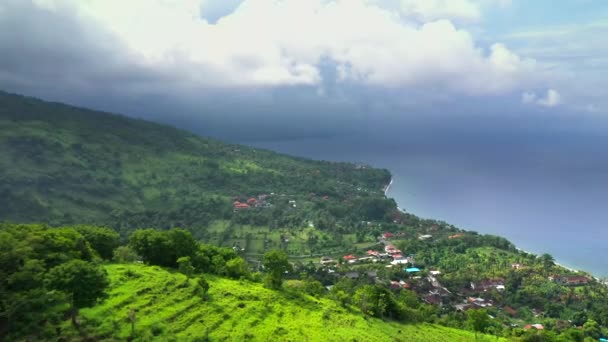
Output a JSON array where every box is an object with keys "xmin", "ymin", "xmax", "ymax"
[
  {"xmin": 385, "ymin": 174, "xmax": 602, "ymax": 280},
  {"xmin": 383, "ymin": 177, "xmax": 393, "ymax": 196}
]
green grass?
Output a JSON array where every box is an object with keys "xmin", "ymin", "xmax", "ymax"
[{"xmin": 72, "ymin": 264, "xmax": 502, "ymax": 341}]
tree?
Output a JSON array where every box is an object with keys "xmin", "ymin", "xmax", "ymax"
[
  {"xmin": 353, "ymin": 285, "xmax": 393, "ymax": 318},
  {"xmin": 129, "ymin": 228, "xmax": 197, "ymax": 267},
  {"xmin": 262, "ymin": 250, "xmax": 292, "ymax": 289},
  {"xmin": 166, "ymin": 228, "xmax": 198, "ymax": 261},
  {"xmin": 177, "ymin": 256, "xmax": 195, "ymax": 278},
  {"xmin": 538, "ymin": 253, "xmax": 555, "ymax": 270},
  {"xmin": 354, "ymin": 285, "xmax": 378, "ymax": 316},
  {"xmin": 196, "ymin": 276, "xmax": 210, "ymax": 298},
  {"xmin": 467, "ymin": 308, "xmax": 490, "ymax": 339},
  {"xmin": 583, "ymin": 319, "xmax": 602, "ymax": 340},
  {"xmin": 44, "ymin": 260, "xmax": 109, "ymax": 327},
  {"xmin": 562, "ymin": 328, "xmax": 584, "ymax": 342},
  {"xmin": 73, "ymin": 226, "xmax": 120, "ymax": 260},
  {"xmin": 128, "ymin": 309, "xmax": 137, "ymax": 340},
  {"xmin": 225, "ymin": 257, "xmax": 249, "ymax": 279},
  {"xmin": 113, "ymin": 245, "xmax": 139, "ymax": 263},
  {"xmin": 129, "ymin": 229, "xmax": 173, "ymax": 266},
  {"xmin": 303, "ymin": 276, "xmax": 324, "ymax": 297}
]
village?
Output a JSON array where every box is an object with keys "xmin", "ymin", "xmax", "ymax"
[
  {"xmin": 226, "ymin": 193, "xmax": 598, "ymax": 334},
  {"xmin": 314, "ymin": 231, "xmax": 592, "ymax": 332}
]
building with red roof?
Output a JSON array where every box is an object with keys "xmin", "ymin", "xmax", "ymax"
[{"xmin": 233, "ymin": 202, "xmax": 250, "ymax": 209}]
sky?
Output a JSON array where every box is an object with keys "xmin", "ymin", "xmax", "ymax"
[
  {"xmin": 2, "ymin": 0, "xmax": 607, "ymax": 274},
  {"xmin": 0, "ymin": 0, "xmax": 607, "ymax": 141}
]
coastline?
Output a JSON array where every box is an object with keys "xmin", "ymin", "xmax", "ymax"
[
  {"xmin": 383, "ymin": 177, "xmax": 393, "ymax": 197},
  {"xmin": 385, "ymin": 174, "xmax": 601, "ymax": 280}
]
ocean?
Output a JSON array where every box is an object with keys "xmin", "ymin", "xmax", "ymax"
[{"xmin": 248, "ymin": 135, "xmax": 608, "ymax": 278}]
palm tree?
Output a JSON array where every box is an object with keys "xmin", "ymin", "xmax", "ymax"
[{"xmin": 539, "ymin": 253, "xmax": 555, "ymax": 270}]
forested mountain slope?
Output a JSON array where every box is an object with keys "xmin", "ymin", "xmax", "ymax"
[{"xmin": 0, "ymin": 91, "xmax": 391, "ymax": 232}]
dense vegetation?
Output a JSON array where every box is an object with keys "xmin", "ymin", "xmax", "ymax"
[
  {"xmin": 0, "ymin": 223, "xmax": 490, "ymax": 341},
  {"xmin": 76, "ymin": 263, "xmax": 499, "ymax": 341},
  {"xmin": 2, "ymin": 91, "xmax": 608, "ymax": 341},
  {"xmin": 0, "ymin": 91, "xmax": 391, "ymax": 235}
]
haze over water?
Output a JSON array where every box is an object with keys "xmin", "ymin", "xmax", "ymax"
[{"xmin": 250, "ymin": 134, "xmax": 608, "ymax": 278}]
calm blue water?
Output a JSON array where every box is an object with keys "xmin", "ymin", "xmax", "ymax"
[{"xmin": 249, "ymin": 136, "xmax": 608, "ymax": 277}]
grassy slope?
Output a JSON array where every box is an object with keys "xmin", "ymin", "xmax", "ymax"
[
  {"xmin": 74, "ymin": 264, "xmax": 501, "ymax": 341},
  {"xmin": 0, "ymin": 91, "xmax": 390, "ymax": 229}
]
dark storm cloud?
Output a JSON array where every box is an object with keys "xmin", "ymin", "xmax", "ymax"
[
  {"xmin": 0, "ymin": 0, "xmax": 605, "ymax": 145},
  {"xmin": 0, "ymin": 1, "xmax": 186, "ymax": 103}
]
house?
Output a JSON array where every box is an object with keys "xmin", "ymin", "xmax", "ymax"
[
  {"xmin": 343, "ymin": 255, "xmax": 357, "ymax": 261},
  {"xmin": 390, "ymin": 280, "xmax": 411, "ymax": 290},
  {"xmin": 471, "ymin": 278, "xmax": 505, "ymax": 292},
  {"xmin": 233, "ymin": 201, "xmax": 250, "ymax": 209},
  {"xmin": 448, "ymin": 233, "xmax": 464, "ymax": 239},
  {"xmin": 454, "ymin": 303, "xmax": 473, "ymax": 312},
  {"xmin": 405, "ymin": 267, "xmax": 421, "ymax": 273},
  {"xmin": 366, "ymin": 250, "xmax": 380, "ymax": 256},
  {"xmin": 467, "ymin": 297, "xmax": 493, "ymax": 308},
  {"xmin": 391, "ymin": 258, "xmax": 409, "ymax": 265},
  {"xmin": 418, "ymin": 234, "xmax": 432, "ymax": 240},
  {"xmin": 429, "ymin": 287, "xmax": 451, "ymax": 297},
  {"xmin": 356, "ymin": 256, "xmax": 375, "ymax": 263},
  {"xmin": 511, "ymin": 263, "xmax": 524, "ymax": 270},
  {"xmin": 532, "ymin": 308, "xmax": 544, "ymax": 317},
  {"xmin": 344, "ymin": 272, "xmax": 359, "ymax": 279},
  {"xmin": 320, "ymin": 256, "xmax": 335, "ymax": 265},
  {"xmin": 554, "ymin": 275, "xmax": 589, "ymax": 286},
  {"xmin": 247, "ymin": 198, "xmax": 258, "ymax": 205},
  {"xmin": 524, "ymin": 324, "xmax": 544, "ymax": 330},
  {"xmin": 384, "ymin": 245, "xmax": 402, "ymax": 255},
  {"xmin": 383, "ymin": 232, "xmax": 394, "ymax": 239},
  {"xmin": 424, "ymin": 294, "xmax": 442, "ymax": 305},
  {"xmin": 429, "ymin": 270, "xmax": 441, "ymax": 276}
]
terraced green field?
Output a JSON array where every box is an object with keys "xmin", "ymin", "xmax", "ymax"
[{"xmin": 71, "ymin": 264, "xmax": 502, "ymax": 341}]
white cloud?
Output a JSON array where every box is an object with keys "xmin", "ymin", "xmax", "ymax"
[
  {"xmin": 504, "ymin": 20, "xmax": 608, "ymax": 112},
  {"xmin": 538, "ymin": 89, "xmax": 562, "ymax": 107},
  {"xmin": 522, "ymin": 89, "xmax": 562, "ymax": 107},
  {"xmin": 521, "ymin": 92, "xmax": 537, "ymax": 104},
  {"xmin": 399, "ymin": 0, "xmax": 481, "ymax": 22},
  {"xmin": 6, "ymin": 0, "xmax": 538, "ymax": 97}
]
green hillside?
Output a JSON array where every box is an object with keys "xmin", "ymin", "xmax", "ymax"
[
  {"xmin": 0, "ymin": 91, "xmax": 391, "ymax": 233},
  {"xmin": 3, "ymin": 92, "xmax": 608, "ymax": 341},
  {"xmin": 70, "ymin": 264, "xmax": 499, "ymax": 341}
]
